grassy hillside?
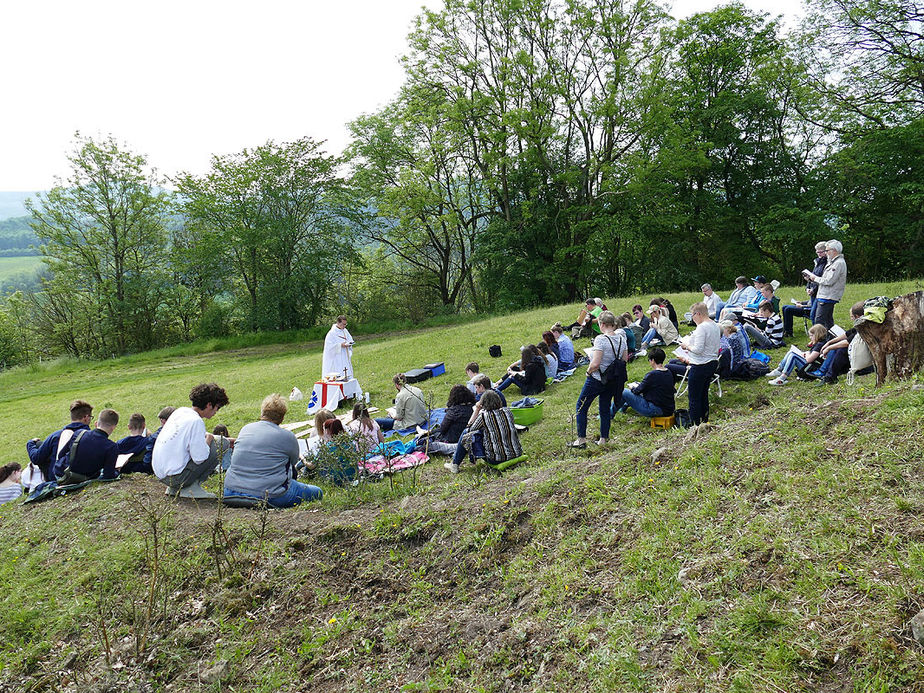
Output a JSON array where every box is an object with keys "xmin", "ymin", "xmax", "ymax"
[
  {"xmin": 0, "ymin": 255, "xmax": 42, "ymax": 283},
  {"xmin": 1, "ymin": 279, "xmax": 923, "ymax": 691}
]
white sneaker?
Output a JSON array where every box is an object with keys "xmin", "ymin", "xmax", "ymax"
[
  {"xmin": 636, "ymin": 348, "xmax": 647, "ymax": 358},
  {"xmin": 164, "ymin": 486, "xmax": 180, "ymax": 496},
  {"xmin": 595, "ymin": 438, "xmax": 608, "ymax": 446},
  {"xmin": 178, "ymin": 482, "xmax": 217, "ymax": 499},
  {"xmin": 769, "ymin": 377, "xmax": 787, "ymax": 386},
  {"xmin": 443, "ymin": 462, "xmax": 460, "ymax": 474},
  {"xmin": 766, "ymin": 369, "xmax": 782, "ymax": 378}
]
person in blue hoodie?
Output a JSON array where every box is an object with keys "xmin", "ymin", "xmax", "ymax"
[
  {"xmin": 25, "ymin": 399, "xmax": 93, "ymax": 488},
  {"xmin": 141, "ymin": 406, "xmax": 175, "ymax": 473},
  {"xmin": 117, "ymin": 412, "xmax": 153, "ymax": 474},
  {"xmin": 55, "ymin": 409, "xmax": 121, "ymax": 484}
]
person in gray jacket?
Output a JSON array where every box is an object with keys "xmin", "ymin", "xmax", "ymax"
[
  {"xmin": 224, "ymin": 394, "xmax": 322, "ymax": 507},
  {"xmin": 803, "ymin": 239, "xmax": 847, "ymax": 330}
]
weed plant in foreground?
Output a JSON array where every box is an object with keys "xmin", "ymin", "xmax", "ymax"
[{"xmin": 0, "ymin": 279, "xmax": 922, "ymax": 690}]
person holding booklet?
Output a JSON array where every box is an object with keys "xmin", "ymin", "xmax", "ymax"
[
  {"xmin": 677, "ymin": 302, "xmax": 720, "ymax": 425},
  {"xmin": 322, "ymin": 315, "xmax": 355, "ymax": 380},
  {"xmin": 615, "ymin": 347, "xmax": 675, "ymax": 419},
  {"xmin": 766, "ymin": 325, "xmax": 828, "ymax": 385}
]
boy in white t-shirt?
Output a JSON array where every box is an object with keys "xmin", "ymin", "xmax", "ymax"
[{"xmin": 153, "ymin": 383, "xmax": 231, "ymax": 499}]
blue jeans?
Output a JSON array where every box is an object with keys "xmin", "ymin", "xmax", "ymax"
[
  {"xmin": 453, "ymin": 428, "xmax": 485, "ymax": 466},
  {"xmin": 575, "ymin": 374, "xmax": 624, "ymax": 439},
  {"xmin": 641, "ymin": 327, "xmax": 662, "ymax": 345},
  {"xmin": 617, "ymin": 389, "xmax": 664, "ymax": 418},
  {"xmin": 687, "ymin": 360, "xmax": 718, "ymax": 425},
  {"xmin": 712, "ymin": 301, "xmax": 725, "ymax": 320},
  {"xmin": 374, "ymin": 417, "xmax": 396, "ymax": 431},
  {"xmin": 778, "ymin": 352, "xmax": 807, "ymax": 376},
  {"xmin": 224, "ymin": 480, "xmax": 323, "ymax": 508}
]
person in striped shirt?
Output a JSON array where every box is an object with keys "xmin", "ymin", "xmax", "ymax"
[
  {"xmin": 0, "ymin": 464, "xmax": 23, "ymax": 505},
  {"xmin": 743, "ymin": 301, "xmax": 785, "ymax": 349},
  {"xmin": 444, "ymin": 390, "xmax": 522, "ymax": 473}
]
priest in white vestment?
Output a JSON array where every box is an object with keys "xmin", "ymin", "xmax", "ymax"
[{"xmin": 322, "ymin": 315, "xmax": 354, "ymax": 379}]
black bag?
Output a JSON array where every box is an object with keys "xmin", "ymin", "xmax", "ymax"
[
  {"xmin": 675, "ymin": 409, "xmax": 693, "ymax": 428},
  {"xmin": 598, "ymin": 335, "xmax": 627, "ymax": 386},
  {"xmin": 489, "ymin": 345, "xmax": 502, "ymax": 358}
]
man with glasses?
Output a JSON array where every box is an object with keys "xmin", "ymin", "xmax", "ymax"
[{"xmin": 783, "ymin": 242, "xmax": 828, "ymax": 336}]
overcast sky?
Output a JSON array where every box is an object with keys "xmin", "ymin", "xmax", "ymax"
[{"xmin": 0, "ymin": 0, "xmax": 802, "ymax": 191}]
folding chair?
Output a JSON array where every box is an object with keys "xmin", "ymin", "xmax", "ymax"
[{"xmin": 676, "ymin": 365, "xmax": 722, "ymax": 399}]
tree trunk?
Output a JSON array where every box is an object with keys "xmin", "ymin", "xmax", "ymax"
[{"xmin": 855, "ymin": 291, "xmax": 924, "ymax": 386}]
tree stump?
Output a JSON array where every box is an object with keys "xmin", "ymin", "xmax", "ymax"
[{"xmin": 855, "ymin": 291, "xmax": 924, "ymax": 385}]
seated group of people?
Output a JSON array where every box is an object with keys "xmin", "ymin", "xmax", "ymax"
[{"xmin": 19, "ymin": 384, "xmax": 323, "ymax": 509}]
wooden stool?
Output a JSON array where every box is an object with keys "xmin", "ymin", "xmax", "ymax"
[{"xmin": 650, "ymin": 414, "xmax": 675, "ymax": 430}]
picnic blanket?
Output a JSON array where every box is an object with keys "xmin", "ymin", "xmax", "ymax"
[
  {"xmin": 383, "ymin": 408, "xmax": 447, "ymax": 439},
  {"xmin": 362, "ymin": 451, "xmax": 429, "ymax": 475}
]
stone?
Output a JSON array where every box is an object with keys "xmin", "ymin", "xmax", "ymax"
[
  {"xmin": 911, "ymin": 608, "xmax": 924, "ymax": 645},
  {"xmin": 200, "ymin": 659, "xmax": 231, "ymax": 684}
]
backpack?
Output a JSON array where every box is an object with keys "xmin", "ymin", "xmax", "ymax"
[
  {"xmin": 848, "ymin": 334, "xmax": 873, "ymax": 372},
  {"xmin": 731, "ymin": 357, "xmax": 770, "ymax": 380},
  {"xmin": 489, "ymin": 345, "xmax": 502, "ymax": 358},
  {"xmin": 598, "ymin": 335, "xmax": 627, "ymax": 386}
]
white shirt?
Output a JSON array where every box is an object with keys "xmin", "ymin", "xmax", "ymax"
[
  {"xmin": 322, "ymin": 324, "xmax": 354, "ymax": 379},
  {"xmin": 683, "ymin": 320, "xmax": 721, "ymax": 365},
  {"xmin": 152, "ymin": 407, "xmax": 210, "ymax": 478},
  {"xmin": 703, "ymin": 292, "xmax": 722, "ymax": 317}
]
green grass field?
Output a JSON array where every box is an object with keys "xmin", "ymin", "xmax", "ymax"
[
  {"xmin": 1, "ymin": 279, "xmax": 922, "ymax": 691},
  {"xmin": 0, "ymin": 255, "xmax": 42, "ymax": 284}
]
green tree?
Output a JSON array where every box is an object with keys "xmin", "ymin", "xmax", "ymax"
[
  {"xmin": 26, "ymin": 134, "xmax": 172, "ymax": 356},
  {"xmin": 175, "ymin": 138, "xmax": 357, "ymax": 331}
]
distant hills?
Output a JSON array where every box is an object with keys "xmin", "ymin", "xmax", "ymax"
[{"xmin": 0, "ymin": 191, "xmax": 41, "ymax": 220}]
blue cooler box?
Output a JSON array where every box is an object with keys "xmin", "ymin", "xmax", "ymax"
[{"xmin": 425, "ymin": 362, "xmax": 446, "ymax": 377}]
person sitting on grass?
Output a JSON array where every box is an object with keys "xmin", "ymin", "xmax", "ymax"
[
  {"xmin": 615, "ymin": 347, "xmax": 675, "ymax": 419},
  {"xmin": 638, "ymin": 304, "xmax": 679, "ymax": 353},
  {"xmin": 494, "ymin": 345, "xmax": 547, "ymax": 396},
  {"xmin": 117, "ymin": 412, "xmax": 153, "ymax": 475},
  {"xmin": 720, "ymin": 276, "xmax": 758, "ymax": 321},
  {"xmin": 718, "ymin": 321, "xmax": 747, "ymax": 375},
  {"xmin": 317, "ymin": 419, "xmax": 358, "ymax": 486},
  {"xmin": 0, "ymin": 464, "xmax": 24, "ymax": 505},
  {"xmin": 223, "ymin": 394, "xmax": 322, "ymax": 507},
  {"xmin": 800, "ymin": 301, "xmax": 867, "ymax": 386},
  {"xmin": 348, "ymin": 403, "xmax": 384, "ymax": 453},
  {"xmin": 651, "ymin": 297, "xmax": 679, "ymax": 329},
  {"xmin": 743, "ymin": 301, "xmax": 784, "ymax": 349},
  {"xmin": 25, "ymin": 399, "xmax": 94, "ymax": 489},
  {"xmin": 536, "ymin": 341, "xmax": 558, "ymax": 380},
  {"xmin": 141, "ymin": 406, "xmax": 175, "ymax": 475},
  {"xmin": 550, "ymin": 324, "xmax": 575, "ymax": 371},
  {"xmin": 375, "ymin": 374, "xmax": 429, "ymax": 432},
  {"xmin": 767, "ymin": 324, "xmax": 828, "ymax": 385},
  {"xmin": 472, "ymin": 374, "xmax": 507, "ymax": 407},
  {"xmin": 153, "ymin": 383, "xmax": 230, "ymax": 499},
  {"xmin": 56, "ymin": 408, "xmax": 121, "ymax": 486},
  {"xmin": 701, "ymin": 284, "xmax": 724, "ymax": 319},
  {"xmin": 418, "ymin": 385, "xmax": 476, "ymax": 456},
  {"xmin": 616, "ymin": 314, "xmax": 637, "ymax": 355},
  {"xmin": 464, "ymin": 362, "xmax": 481, "ymax": 393},
  {"xmin": 631, "ymin": 304, "xmax": 650, "ymax": 331},
  {"xmin": 444, "ymin": 390, "xmax": 522, "ymax": 474},
  {"xmin": 541, "ymin": 331, "xmax": 561, "ymax": 362}
]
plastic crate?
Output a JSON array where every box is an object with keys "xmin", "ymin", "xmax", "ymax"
[
  {"xmin": 650, "ymin": 414, "xmax": 675, "ymax": 429},
  {"xmin": 511, "ymin": 399, "xmax": 544, "ymax": 426}
]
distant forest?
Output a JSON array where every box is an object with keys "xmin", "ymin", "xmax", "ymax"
[{"xmin": 0, "ymin": 0, "xmax": 921, "ymax": 367}]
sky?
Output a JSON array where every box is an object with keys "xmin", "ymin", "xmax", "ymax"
[{"xmin": 0, "ymin": 0, "xmax": 803, "ymax": 192}]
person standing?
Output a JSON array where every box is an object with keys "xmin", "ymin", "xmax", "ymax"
[
  {"xmin": 322, "ymin": 315, "xmax": 354, "ymax": 380},
  {"xmin": 569, "ymin": 311, "xmax": 628, "ymax": 448},
  {"xmin": 803, "ymin": 240, "xmax": 846, "ymax": 330},
  {"xmin": 681, "ymin": 302, "xmax": 721, "ymax": 426}
]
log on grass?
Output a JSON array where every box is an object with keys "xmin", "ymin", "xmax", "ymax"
[{"xmin": 855, "ymin": 291, "xmax": 924, "ymax": 385}]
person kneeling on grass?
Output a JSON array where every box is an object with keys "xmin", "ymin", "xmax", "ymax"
[
  {"xmin": 224, "ymin": 393, "xmax": 322, "ymax": 507},
  {"xmin": 615, "ymin": 347, "xmax": 675, "ymax": 419},
  {"xmin": 444, "ymin": 390, "xmax": 522, "ymax": 474},
  {"xmin": 153, "ymin": 383, "xmax": 230, "ymax": 499},
  {"xmin": 766, "ymin": 324, "xmax": 828, "ymax": 386}
]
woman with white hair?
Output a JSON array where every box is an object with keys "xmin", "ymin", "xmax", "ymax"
[{"xmin": 802, "ymin": 240, "xmax": 846, "ymax": 330}]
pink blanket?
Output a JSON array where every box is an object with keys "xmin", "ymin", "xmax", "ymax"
[{"xmin": 362, "ymin": 451, "xmax": 429, "ymax": 475}]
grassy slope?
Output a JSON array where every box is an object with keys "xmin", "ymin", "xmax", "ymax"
[
  {"xmin": 0, "ymin": 255, "xmax": 42, "ymax": 282},
  {"xmin": 1, "ymin": 280, "xmax": 922, "ymax": 692}
]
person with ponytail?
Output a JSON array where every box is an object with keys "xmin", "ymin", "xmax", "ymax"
[{"xmin": 348, "ymin": 402, "xmax": 384, "ymax": 451}]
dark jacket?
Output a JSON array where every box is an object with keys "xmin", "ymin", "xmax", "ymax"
[
  {"xmin": 117, "ymin": 434, "xmax": 154, "ymax": 474},
  {"xmin": 437, "ymin": 403, "xmax": 475, "ymax": 444},
  {"xmin": 27, "ymin": 422, "xmax": 91, "ymax": 479},
  {"xmin": 142, "ymin": 425, "xmax": 163, "ymax": 469},
  {"xmin": 808, "ymin": 255, "xmax": 828, "ymax": 298},
  {"xmin": 514, "ymin": 356, "xmax": 547, "ymax": 396},
  {"xmin": 58, "ymin": 428, "xmax": 119, "ymax": 480}
]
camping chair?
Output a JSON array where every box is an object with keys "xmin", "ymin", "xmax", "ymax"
[{"xmin": 676, "ymin": 365, "xmax": 722, "ymax": 399}]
